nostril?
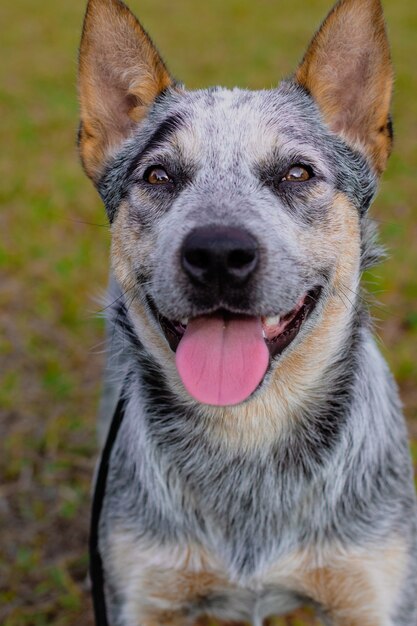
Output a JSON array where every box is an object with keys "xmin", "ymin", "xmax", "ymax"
[
  {"xmin": 228, "ymin": 249, "xmax": 256, "ymax": 270},
  {"xmin": 184, "ymin": 249, "xmax": 211, "ymax": 270}
]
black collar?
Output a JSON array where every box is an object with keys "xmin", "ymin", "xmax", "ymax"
[{"xmin": 89, "ymin": 393, "xmax": 127, "ymax": 626}]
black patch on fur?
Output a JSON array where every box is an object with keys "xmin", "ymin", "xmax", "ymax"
[
  {"xmin": 387, "ymin": 114, "xmax": 394, "ymax": 143},
  {"xmin": 76, "ymin": 121, "xmax": 83, "ymax": 148},
  {"xmin": 112, "ymin": 296, "xmax": 143, "ymax": 352},
  {"xmin": 125, "ymin": 112, "xmax": 187, "ymax": 182}
]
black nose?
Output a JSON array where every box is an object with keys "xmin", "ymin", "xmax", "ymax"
[{"xmin": 181, "ymin": 226, "xmax": 259, "ymax": 288}]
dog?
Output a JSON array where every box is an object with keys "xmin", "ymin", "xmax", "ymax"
[{"xmin": 78, "ymin": 0, "xmax": 417, "ymax": 624}]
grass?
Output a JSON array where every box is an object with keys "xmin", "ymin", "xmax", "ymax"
[{"xmin": 1, "ymin": 0, "xmax": 416, "ymax": 624}]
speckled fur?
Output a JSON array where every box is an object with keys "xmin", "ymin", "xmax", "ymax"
[{"xmin": 78, "ymin": 0, "xmax": 417, "ymax": 624}]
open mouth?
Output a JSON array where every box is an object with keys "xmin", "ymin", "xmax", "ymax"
[
  {"xmin": 146, "ymin": 286, "xmax": 322, "ymax": 406},
  {"xmin": 148, "ymin": 286, "xmax": 322, "ymax": 357}
]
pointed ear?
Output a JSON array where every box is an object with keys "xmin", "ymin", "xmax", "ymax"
[
  {"xmin": 78, "ymin": 0, "xmax": 173, "ymax": 181},
  {"xmin": 295, "ymin": 0, "xmax": 393, "ymax": 175}
]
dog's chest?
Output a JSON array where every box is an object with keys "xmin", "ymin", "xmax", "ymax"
[
  {"xmin": 104, "ymin": 408, "xmax": 330, "ymax": 581},
  {"xmin": 106, "ymin": 527, "xmax": 308, "ymax": 625}
]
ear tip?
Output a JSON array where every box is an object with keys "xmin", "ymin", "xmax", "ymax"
[
  {"xmin": 329, "ymin": 0, "xmax": 385, "ymax": 23},
  {"xmin": 339, "ymin": 0, "xmax": 386, "ymax": 18},
  {"xmin": 84, "ymin": 0, "xmax": 128, "ymax": 18},
  {"xmin": 82, "ymin": 0, "xmax": 135, "ymax": 39},
  {"xmin": 85, "ymin": 0, "xmax": 109, "ymax": 10},
  {"xmin": 86, "ymin": 0, "xmax": 117, "ymax": 6},
  {"xmin": 83, "ymin": 0, "xmax": 108, "ymax": 23},
  {"xmin": 336, "ymin": 0, "xmax": 384, "ymax": 8}
]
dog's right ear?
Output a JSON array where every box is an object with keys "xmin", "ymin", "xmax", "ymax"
[{"xmin": 78, "ymin": 0, "xmax": 173, "ymax": 182}]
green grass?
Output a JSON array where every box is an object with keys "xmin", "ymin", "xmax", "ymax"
[{"xmin": 1, "ymin": 0, "xmax": 416, "ymax": 624}]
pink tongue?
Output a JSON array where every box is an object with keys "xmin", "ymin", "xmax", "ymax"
[{"xmin": 175, "ymin": 315, "xmax": 269, "ymax": 406}]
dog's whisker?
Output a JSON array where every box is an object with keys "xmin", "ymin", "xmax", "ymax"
[
  {"xmin": 339, "ymin": 280, "xmax": 396, "ymax": 319},
  {"xmin": 335, "ymin": 290, "xmax": 352, "ymax": 314},
  {"xmin": 66, "ymin": 217, "xmax": 110, "ymax": 228},
  {"xmin": 338, "ymin": 285, "xmax": 364, "ymax": 317},
  {"xmin": 97, "ymin": 285, "xmax": 137, "ymax": 315},
  {"xmin": 110, "ymin": 291, "xmax": 137, "ymax": 355}
]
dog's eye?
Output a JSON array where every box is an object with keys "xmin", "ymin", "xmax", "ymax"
[
  {"xmin": 282, "ymin": 165, "xmax": 312, "ymax": 183},
  {"xmin": 144, "ymin": 166, "xmax": 173, "ymax": 185}
]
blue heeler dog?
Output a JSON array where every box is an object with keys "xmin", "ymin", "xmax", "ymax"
[{"xmin": 78, "ymin": 0, "xmax": 417, "ymax": 623}]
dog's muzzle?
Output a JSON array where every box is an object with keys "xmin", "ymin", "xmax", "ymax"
[{"xmin": 146, "ymin": 224, "xmax": 323, "ymax": 407}]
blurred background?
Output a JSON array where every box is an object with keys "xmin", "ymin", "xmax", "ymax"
[{"xmin": 1, "ymin": 1, "xmax": 416, "ymax": 624}]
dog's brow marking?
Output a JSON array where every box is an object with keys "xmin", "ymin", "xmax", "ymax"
[{"xmin": 127, "ymin": 112, "xmax": 187, "ymax": 177}]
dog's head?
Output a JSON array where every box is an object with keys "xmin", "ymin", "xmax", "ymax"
[{"xmin": 78, "ymin": 0, "xmax": 392, "ymax": 408}]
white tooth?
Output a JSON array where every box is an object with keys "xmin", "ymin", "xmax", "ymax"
[
  {"xmin": 262, "ymin": 330, "xmax": 267, "ymax": 338},
  {"xmin": 265, "ymin": 315, "xmax": 281, "ymax": 327},
  {"xmin": 180, "ymin": 318, "xmax": 189, "ymax": 326}
]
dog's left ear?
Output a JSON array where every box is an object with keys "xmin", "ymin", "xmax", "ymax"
[
  {"xmin": 295, "ymin": 0, "xmax": 393, "ymax": 175},
  {"xmin": 78, "ymin": 0, "xmax": 173, "ymax": 182}
]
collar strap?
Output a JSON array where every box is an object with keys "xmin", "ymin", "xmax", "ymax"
[{"xmin": 89, "ymin": 392, "xmax": 127, "ymax": 626}]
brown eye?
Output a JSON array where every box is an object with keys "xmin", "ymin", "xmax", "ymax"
[
  {"xmin": 282, "ymin": 165, "xmax": 312, "ymax": 183},
  {"xmin": 145, "ymin": 166, "xmax": 172, "ymax": 185}
]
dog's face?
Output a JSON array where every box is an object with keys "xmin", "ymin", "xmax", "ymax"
[{"xmin": 79, "ymin": 0, "xmax": 393, "ymax": 408}]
